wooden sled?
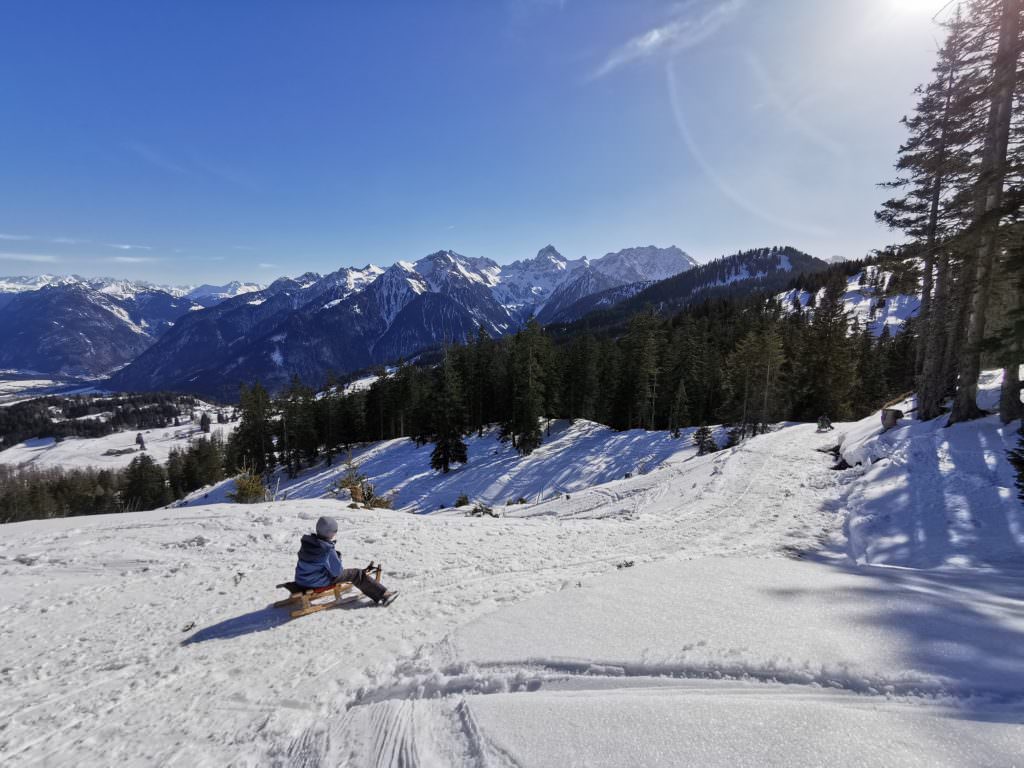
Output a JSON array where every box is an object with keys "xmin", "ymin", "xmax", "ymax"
[{"xmin": 274, "ymin": 563, "xmax": 383, "ymax": 619}]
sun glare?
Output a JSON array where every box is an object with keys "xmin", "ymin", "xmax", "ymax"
[{"xmin": 891, "ymin": 0, "xmax": 945, "ymax": 14}]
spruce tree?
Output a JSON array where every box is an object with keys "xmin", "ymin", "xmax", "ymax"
[
  {"xmin": 504, "ymin": 319, "xmax": 546, "ymax": 455},
  {"xmin": 877, "ymin": 5, "xmax": 977, "ymax": 396},
  {"xmin": 231, "ymin": 383, "xmax": 275, "ymax": 474},
  {"xmin": 694, "ymin": 424, "xmax": 717, "ymax": 456},
  {"xmin": 430, "ymin": 352, "xmax": 468, "ymax": 473},
  {"xmin": 950, "ymin": 0, "xmax": 1023, "ymax": 423},
  {"xmin": 121, "ymin": 453, "xmax": 169, "ymax": 511}
]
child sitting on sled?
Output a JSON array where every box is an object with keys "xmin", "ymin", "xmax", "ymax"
[{"xmin": 295, "ymin": 516, "xmax": 398, "ymax": 606}]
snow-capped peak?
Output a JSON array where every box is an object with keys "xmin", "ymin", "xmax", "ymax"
[
  {"xmin": 186, "ymin": 281, "xmax": 263, "ymax": 301},
  {"xmin": 591, "ymin": 245, "xmax": 697, "ymax": 285}
]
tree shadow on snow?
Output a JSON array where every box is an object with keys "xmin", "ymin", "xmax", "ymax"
[
  {"xmin": 770, "ymin": 417, "xmax": 1024, "ymax": 725},
  {"xmin": 181, "ymin": 595, "xmax": 372, "ymax": 645},
  {"xmin": 823, "ymin": 419, "xmax": 1024, "ymax": 570},
  {"xmin": 774, "ymin": 555, "xmax": 1024, "ymax": 725}
]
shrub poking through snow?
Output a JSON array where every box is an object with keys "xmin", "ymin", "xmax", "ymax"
[
  {"xmin": 468, "ymin": 503, "xmax": 497, "ymax": 518},
  {"xmin": 455, "ymin": 492, "xmax": 470, "ymax": 507},
  {"xmin": 332, "ymin": 451, "xmax": 391, "ymax": 507},
  {"xmin": 229, "ymin": 473, "xmax": 268, "ymax": 504}
]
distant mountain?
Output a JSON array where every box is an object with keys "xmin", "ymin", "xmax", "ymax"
[
  {"xmin": 0, "ymin": 283, "xmax": 203, "ymax": 376},
  {"xmin": 0, "ymin": 274, "xmax": 269, "ymax": 306},
  {"xmin": 552, "ymin": 246, "xmax": 830, "ymax": 333},
  {"xmin": 111, "ymin": 246, "xmax": 696, "ymax": 398},
  {"xmin": 186, "ymin": 281, "xmax": 263, "ymax": 307}
]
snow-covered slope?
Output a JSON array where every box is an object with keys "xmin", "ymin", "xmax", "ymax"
[
  {"xmin": 1, "ymin": 369, "xmax": 1021, "ymax": 765},
  {"xmin": 779, "ymin": 262, "xmax": 921, "ymax": 336},
  {"xmin": 0, "ymin": 411, "xmax": 234, "ymax": 469},
  {"xmin": 206, "ymin": 419, "xmax": 712, "ymax": 512}
]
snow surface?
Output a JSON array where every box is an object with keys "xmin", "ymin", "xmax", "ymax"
[
  {"xmin": 1, "ymin": 375, "xmax": 1022, "ymax": 765},
  {"xmin": 0, "ymin": 375, "xmax": 106, "ymax": 407},
  {"xmin": 0, "ymin": 415, "xmax": 234, "ymax": 470}
]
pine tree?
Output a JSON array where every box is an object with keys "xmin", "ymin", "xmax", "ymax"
[
  {"xmin": 430, "ymin": 352, "xmax": 468, "ymax": 473},
  {"xmin": 851, "ymin": 325, "xmax": 889, "ymax": 414},
  {"xmin": 694, "ymin": 424, "xmax": 717, "ymax": 456},
  {"xmin": 669, "ymin": 378, "xmax": 689, "ymax": 439},
  {"xmin": 877, "ymin": 5, "xmax": 977, "ymax": 398},
  {"xmin": 199, "ymin": 412, "xmax": 211, "ymax": 433},
  {"xmin": 803, "ymin": 276, "xmax": 857, "ymax": 420},
  {"xmin": 504, "ymin": 319, "xmax": 546, "ymax": 455},
  {"xmin": 121, "ymin": 453, "xmax": 169, "ymax": 511},
  {"xmin": 230, "ymin": 383, "xmax": 275, "ymax": 474},
  {"xmin": 950, "ymin": 0, "xmax": 1024, "ymax": 423}
]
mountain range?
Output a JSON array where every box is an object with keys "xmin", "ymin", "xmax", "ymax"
[
  {"xmin": 109, "ymin": 245, "xmax": 696, "ymax": 398},
  {"xmin": 0, "ymin": 244, "xmax": 827, "ymax": 398}
]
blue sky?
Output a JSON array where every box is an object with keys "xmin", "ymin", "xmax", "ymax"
[{"xmin": 0, "ymin": 0, "xmax": 951, "ymax": 284}]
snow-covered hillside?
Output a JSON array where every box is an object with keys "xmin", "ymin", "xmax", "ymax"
[
  {"xmin": 0, "ymin": 412, "xmax": 234, "ymax": 469},
  {"xmin": 779, "ymin": 263, "xmax": 921, "ymax": 335},
  {"xmin": 1, "ymin": 376, "xmax": 1021, "ymax": 765},
  {"xmin": 184, "ymin": 420, "xmax": 722, "ymax": 512}
]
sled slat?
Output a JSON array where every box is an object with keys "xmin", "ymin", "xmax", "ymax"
[{"xmin": 274, "ymin": 580, "xmax": 357, "ymax": 618}]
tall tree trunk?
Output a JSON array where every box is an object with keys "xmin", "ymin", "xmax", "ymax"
[
  {"xmin": 1001, "ymin": 363, "xmax": 1024, "ymax": 422},
  {"xmin": 917, "ymin": 247, "xmax": 954, "ymax": 419},
  {"xmin": 950, "ymin": 0, "xmax": 1021, "ymax": 423},
  {"xmin": 915, "ymin": 32, "xmax": 962, "ymax": 414}
]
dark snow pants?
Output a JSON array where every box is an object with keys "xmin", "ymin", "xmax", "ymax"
[{"xmin": 333, "ymin": 568, "xmax": 386, "ymax": 602}]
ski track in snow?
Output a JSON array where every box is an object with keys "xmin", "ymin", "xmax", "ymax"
[{"xmin": 1, "ymin": 414, "xmax": 1022, "ymax": 765}]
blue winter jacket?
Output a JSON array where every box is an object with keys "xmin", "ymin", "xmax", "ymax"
[{"xmin": 294, "ymin": 533, "xmax": 343, "ymax": 588}]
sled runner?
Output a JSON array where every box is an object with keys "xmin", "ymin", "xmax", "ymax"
[{"xmin": 274, "ymin": 562, "xmax": 384, "ymax": 618}]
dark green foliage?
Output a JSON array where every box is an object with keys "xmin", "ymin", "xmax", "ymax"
[
  {"xmin": 503, "ymin": 319, "xmax": 548, "ymax": 455},
  {"xmin": 228, "ymin": 382, "xmax": 276, "ymax": 474},
  {"xmin": 0, "ymin": 465, "xmax": 122, "ymax": 523},
  {"xmin": 229, "ymin": 473, "xmax": 268, "ymax": 504},
  {"xmin": 0, "ymin": 391, "xmax": 199, "ymax": 449},
  {"xmin": 166, "ymin": 434, "xmax": 226, "ymax": 499},
  {"xmin": 694, "ymin": 425, "xmax": 717, "ymax": 456},
  {"xmin": 429, "ymin": 353, "xmax": 468, "ymax": 473},
  {"xmin": 121, "ymin": 453, "xmax": 170, "ymax": 511}
]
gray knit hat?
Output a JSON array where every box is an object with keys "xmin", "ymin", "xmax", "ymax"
[{"xmin": 315, "ymin": 516, "xmax": 339, "ymax": 539}]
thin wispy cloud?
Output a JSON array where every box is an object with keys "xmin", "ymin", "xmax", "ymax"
[
  {"xmin": 127, "ymin": 141, "xmax": 191, "ymax": 176},
  {"xmin": 108, "ymin": 255, "xmax": 160, "ymax": 264},
  {"xmin": 0, "ymin": 233, "xmax": 33, "ymax": 241},
  {"xmin": 128, "ymin": 141, "xmax": 253, "ymax": 189},
  {"xmin": 106, "ymin": 243, "xmax": 153, "ymax": 251},
  {"xmin": 258, "ymin": 262, "xmax": 278, "ymax": 269},
  {"xmin": 592, "ymin": 0, "xmax": 745, "ymax": 79},
  {"xmin": 0, "ymin": 252, "xmax": 61, "ymax": 263}
]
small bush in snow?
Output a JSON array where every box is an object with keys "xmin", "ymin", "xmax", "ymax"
[
  {"xmin": 229, "ymin": 473, "xmax": 268, "ymax": 504},
  {"xmin": 455, "ymin": 492, "xmax": 470, "ymax": 507}
]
